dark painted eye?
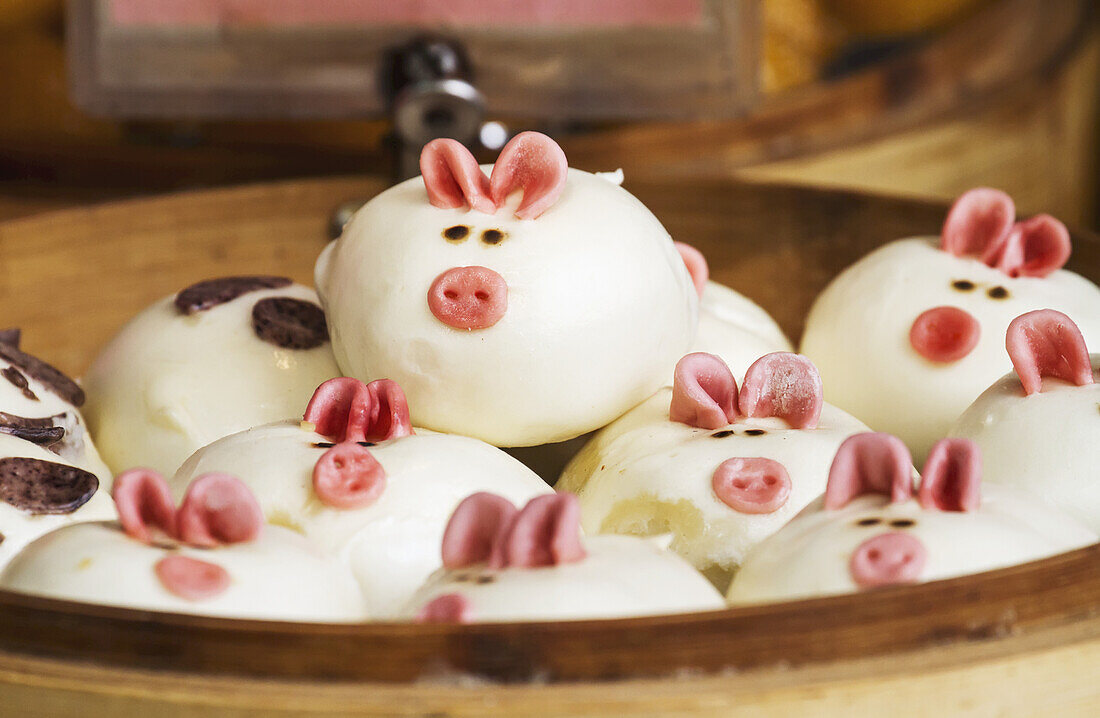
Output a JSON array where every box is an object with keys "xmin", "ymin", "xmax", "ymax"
[
  {"xmin": 743, "ymin": 429, "xmax": 767, "ymax": 436},
  {"xmin": 311, "ymin": 442, "xmax": 336, "ymax": 449},
  {"xmin": 952, "ymin": 280, "xmax": 976, "ymax": 291},
  {"xmin": 481, "ymin": 229, "xmax": 506, "ymax": 245},
  {"xmin": 357, "ymin": 441, "xmax": 376, "ymax": 448},
  {"xmin": 443, "ymin": 225, "xmax": 470, "ymax": 242},
  {"xmin": 475, "ymin": 575, "xmax": 494, "ymax": 584},
  {"xmin": 710, "ymin": 430, "xmax": 736, "ymax": 438},
  {"xmin": 987, "ymin": 286, "xmax": 1009, "ymax": 299},
  {"xmin": 890, "ymin": 519, "xmax": 916, "ymax": 528},
  {"xmin": 855, "ymin": 517, "xmax": 881, "ymax": 526}
]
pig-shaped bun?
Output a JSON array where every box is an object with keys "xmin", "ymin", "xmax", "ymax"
[
  {"xmin": 674, "ymin": 242, "xmax": 793, "ymax": 378},
  {"xmin": 951, "ymin": 310, "xmax": 1100, "ymax": 531},
  {"xmin": 801, "ymin": 189, "xmax": 1100, "ymax": 461},
  {"xmin": 727, "ymin": 433, "xmax": 1096, "ymax": 605},
  {"xmin": 83, "ymin": 277, "xmax": 340, "ymax": 477},
  {"xmin": 558, "ymin": 352, "xmax": 868, "ymax": 587},
  {"xmin": 0, "ymin": 331, "xmax": 112, "ymax": 486},
  {"xmin": 1, "ymin": 471, "xmax": 367, "ymax": 622},
  {"xmin": 0, "ymin": 432, "xmax": 115, "ymax": 569},
  {"xmin": 170, "ymin": 377, "xmax": 552, "ymax": 616},
  {"xmin": 316, "ymin": 133, "xmax": 697, "ymax": 447},
  {"xmin": 403, "ymin": 492, "xmax": 724, "ymax": 623}
]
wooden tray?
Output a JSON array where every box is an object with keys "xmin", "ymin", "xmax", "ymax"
[{"xmin": 1, "ymin": 177, "xmax": 1099, "ymax": 716}]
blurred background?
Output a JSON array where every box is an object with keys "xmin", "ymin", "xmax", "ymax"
[{"xmin": 0, "ymin": 0, "xmax": 1096, "ymax": 228}]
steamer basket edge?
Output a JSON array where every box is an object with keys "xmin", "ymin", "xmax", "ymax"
[{"xmin": 0, "ymin": 176, "xmax": 1098, "ymax": 704}]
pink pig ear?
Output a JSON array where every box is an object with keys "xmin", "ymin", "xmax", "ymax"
[
  {"xmin": 941, "ymin": 188, "xmax": 1015, "ymax": 260},
  {"xmin": 420, "ymin": 138, "xmax": 494, "ymax": 214},
  {"xmin": 112, "ymin": 468, "xmax": 178, "ymax": 543},
  {"xmin": 739, "ymin": 353, "xmax": 823, "ymax": 430},
  {"xmin": 824, "ymin": 433, "xmax": 914, "ymax": 510},
  {"xmin": 670, "ymin": 352, "xmax": 739, "ymax": 430},
  {"xmin": 176, "ymin": 473, "xmax": 264, "ymax": 548},
  {"xmin": 363, "ymin": 379, "xmax": 415, "ymax": 441},
  {"xmin": 988, "ymin": 215, "xmax": 1071, "ymax": 279},
  {"xmin": 919, "ymin": 438, "xmax": 981, "ymax": 512},
  {"xmin": 304, "ymin": 377, "xmax": 373, "ymax": 443},
  {"xmin": 674, "ymin": 242, "xmax": 708, "ymax": 298},
  {"xmin": 1006, "ymin": 309, "xmax": 1093, "ymax": 395},
  {"xmin": 441, "ymin": 493, "xmax": 519, "ymax": 569},
  {"xmin": 416, "ymin": 593, "xmax": 470, "ymax": 624},
  {"xmin": 490, "ymin": 493, "xmax": 586, "ymax": 569},
  {"xmin": 488, "ymin": 131, "xmax": 568, "ymax": 220}
]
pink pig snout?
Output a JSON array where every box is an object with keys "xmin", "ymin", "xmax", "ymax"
[
  {"xmin": 849, "ymin": 532, "xmax": 927, "ymax": 588},
  {"xmin": 909, "ymin": 306, "xmax": 980, "ymax": 363},
  {"xmin": 712, "ymin": 457, "xmax": 792, "ymax": 514},
  {"xmin": 428, "ymin": 266, "xmax": 508, "ymax": 330}
]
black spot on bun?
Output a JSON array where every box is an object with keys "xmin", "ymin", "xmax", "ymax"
[
  {"xmin": 2, "ymin": 366, "xmax": 37, "ymax": 401},
  {"xmin": 175, "ymin": 276, "xmax": 292, "ymax": 315},
  {"xmin": 0, "ymin": 343, "xmax": 84, "ymax": 407},
  {"xmin": 251, "ymin": 298, "xmax": 329, "ymax": 350},
  {"xmin": 0, "ymin": 328, "xmax": 20, "ymax": 347},
  {"xmin": 0, "ymin": 412, "xmax": 64, "ymax": 446},
  {"xmin": 0, "ymin": 456, "xmax": 98, "ymax": 514}
]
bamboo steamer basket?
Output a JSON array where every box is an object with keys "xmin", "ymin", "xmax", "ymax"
[{"xmin": 1, "ymin": 176, "xmax": 1100, "ymax": 716}]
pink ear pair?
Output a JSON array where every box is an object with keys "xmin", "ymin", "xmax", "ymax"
[
  {"xmin": 1006, "ymin": 309, "xmax": 1093, "ymax": 396},
  {"xmin": 824, "ymin": 434, "xmax": 981, "ymax": 512},
  {"xmin": 421, "ymin": 132, "xmax": 568, "ymax": 220},
  {"xmin": 441, "ymin": 492, "xmax": 586, "ymax": 571},
  {"xmin": 304, "ymin": 377, "xmax": 414, "ymax": 443},
  {"xmin": 941, "ymin": 188, "xmax": 1070, "ymax": 278},
  {"xmin": 670, "ymin": 352, "xmax": 824, "ymax": 431},
  {"xmin": 113, "ymin": 469, "xmax": 264, "ymax": 547}
]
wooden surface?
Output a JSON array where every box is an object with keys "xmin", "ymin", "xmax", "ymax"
[
  {"xmin": 2, "ymin": 176, "xmax": 1100, "ymax": 714},
  {"xmin": 0, "ymin": 0, "xmax": 1095, "ymax": 228},
  {"xmin": 564, "ymin": 0, "xmax": 1100, "ymax": 226},
  {"xmin": 68, "ymin": 0, "xmax": 759, "ymax": 121}
]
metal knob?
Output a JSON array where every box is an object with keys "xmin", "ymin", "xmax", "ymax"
[{"xmin": 382, "ymin": 36, "xmax": 485, "ymax": 179}]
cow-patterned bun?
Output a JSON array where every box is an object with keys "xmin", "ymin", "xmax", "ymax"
[
  {"xmin": 726, "ymin": 433, "xmax": 1096, "ymax": 605},
  {"xmin": 0, "ymin": 432, "xmax": 115, "ymax": 569},
  {"xmin": 0, "ymin": 471, "xmax": 368, "ymax": 622},
  {"xmin": 558, "ymin": 352, "xmax": 868, "ymax": 588},
  {"xmin": 800, "ymin": 189, "xmax": 1100, "ymax": 462},
  {"xmin": 0, "ymin": 333, "xmax": 112, "ymax": 485},
  {"xmin": 951, "ymin": 310, "xmax": 1100, "ymax": 532},
  {"xmin": 83, "ymin": 277, "xmax": 340, "ymax": 477},
  {"xmin": 402, "ymin": 493, "xmax": 725, "ymax": 623},
  {"xmin": 316, "ymin": 132, "xmax": 697, "ymax": 448},
  {"xmin": 170, "ymin": 378, "xmax": 553, "ymax": 617}
]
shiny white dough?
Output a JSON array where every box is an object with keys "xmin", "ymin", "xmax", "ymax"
[
  {"xmin": 171, "ymin": 421, "xmax": 553, "ymax": 617},
  {"xmin": 504, "ymin": 280, "xmax": 791, "ymax": 482},
  {"xmin": 0, "ymin": 354, "xmax": 111, "ymax": 483},
  {"xmin": 0, "ymin": 521, "xmax": 367, "ymax": 622},
  {"xmin": 558, "ymin": 388, "xmax": 868, "ymax": 584},
  {"xmin": 589, "ymin": 168, "xmax": 789, "ymax": 377},
  {"xmin": 801, "ymin": 238, "xmax": 1100, "ymax": 461},
  {"xmin": 951, "ymin": 356, "xmax": 1100, "ymax": 532},
  {"xmin": 83, "ymin": 283, "xmax": 340, "ymax": 477},
  {"xmin": 0, "ymin": 433, "xmax": 115, "ymax": 569},
  {"xmin": 403, "ymin": 535, "xmax": 725, "ymax": 623},
  {"xmin": 693, "ymin": 281, "xmax": 792, "ymax": 379},
  {"xmin": 315, "ymin": 167, "xmax": 698, "ymax": 447},
  {"xmin": 727, "ymin": 487, "xmax": 1096, "ymax": 605}
]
